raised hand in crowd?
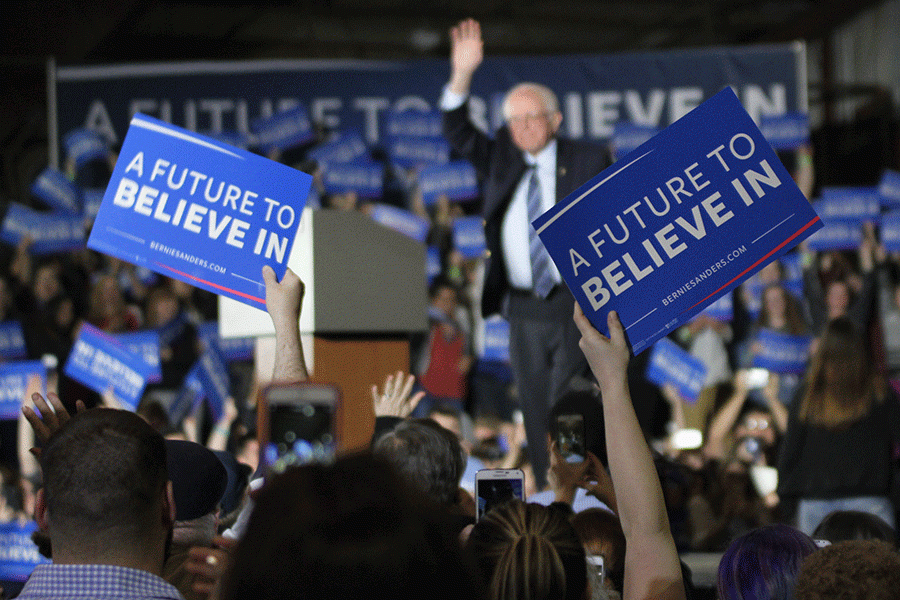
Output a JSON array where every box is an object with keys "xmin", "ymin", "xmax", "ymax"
[
  {"xmin": 262, "ymin": 265, "xmax": 307, "ymax": 382},
  {"xmin": 21, "ymin": 391, "xmax": 85, "ymax": 458},
  {"xmin": 448, "ymin": 18, "xmax": 484, "ymax": 96},
  {"xmin": 573, "ymin": 304, "xmax": 685, "ymax": 600}
]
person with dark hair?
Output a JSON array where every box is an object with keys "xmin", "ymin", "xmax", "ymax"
[
  {"xmin": 18, "ymin": 408, "xmax": 182, "ymax": 600},
  {"xmin": 794, "ymin": 539, "xmax": 900, "ymax": 600},
  {"xmin": 217, "ymin": 454, "xmax": 483, "ymax": 600},
  {"xmin": 373, "ymin": 417, "xmax": 467, "ymax": 511},
  {"xmin": 441, "ymin": 19, "xmax": 611, "ymax": 489},
  {"xmin": 777, "ymin": 316, "xmax": 900, "ymax": 534},
  {"xmin": 716, "ymin": 524, "xmax": 817, "ymax": 600},
  {"xmin": 573, "ymin": 507, "xmax": 627, "ymax": 597},
  {"xmin": 468, "ymin": 500, "xmax": 588, "ymax": 600},
  {"xmin": 811, "ymin": 510, "xmax": 897, "ymax": 546}
]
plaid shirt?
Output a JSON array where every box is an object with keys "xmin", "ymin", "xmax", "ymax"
[{"xmin": 16, "ymin": 564, "xmax": 184, "ymax": 600}]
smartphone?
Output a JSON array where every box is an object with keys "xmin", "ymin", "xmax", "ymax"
[
  {"xmin": 587, "ymin": 554, "xmax": 605, "ymax": 581},
  {"xmin": 258, "ymin": 382, "xmax": 340, "ymax": 474},
  {"xmin": 475, "ymin": 468, "xmax": 524, "ymax": 520},
  {"xmin": 556, "ymin": 413, "xmax": 586, "ymax": 463},
  {"xmin": 746, "ymin": 368, "xmax": 770, "ymax": 390}
]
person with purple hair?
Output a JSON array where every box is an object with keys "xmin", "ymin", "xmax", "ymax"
[{"xmin": 717, "ymin": 524, "xmax": 818, "ymax": 600}]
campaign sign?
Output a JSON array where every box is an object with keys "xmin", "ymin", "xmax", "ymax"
[
  {"xmin": 83, "ymin": 188, "xmax": 106, "ymax": 219},
  {"xmin": 322, "ymin": 159, "xmax": 384, "ymax": 198},
  {"xmin": 645, "ymin": 338, "xmax": 707, "ymax": 403},
  {"xmin": 426, "ymin": 246, "xmax": 442, "ymax": 284},
  {"xmin": 30, "ymin": 168, "xmax": 82, "ymax": 215},
  {"xmin": 198, "ymin": 321, "xmax": 255, "ymax": 362},
  {"xmin": 0, "ymin": 203, "xmax": 86, "ymax": 255},
  {"xmin": 250, "ymin": 104, "xmax": 314, "ymax": 153},
  {"xmin": 369, "ymin": 204, "xmax": 430, "ymax": 242},
  {"xmin": 880, "ymin": 210, "xmax": 900, "ymax": 252},
  {"xmin": 0, "ymin": 321, "xmax": 27, "ymax": 360},
  {"xmin": 308, "ymin": 130, "xmax": 368, "ymax": 165},
  {"xmin": 698, "ymin": 292, "xmax": 733, "ymax": 322},
  {"xmin": 758, "ymin": 112, "xmax": 809, "ymax": 150},
  {"xmin": 419, "ymin": 161, "xmax": 479, "ymax": 205},
  {"xmin": 387, "ymin": 136, "xmax": 450, "ymax": 169},
  {"xmin": 804, "ymin": 218, "xmax": 863, "ymax": 251},
  {"xmin": 0, "ymin": 521, "xmax": 51, "ymax": 582},
  {"xmin": 63, "ymin": 128, "xmax": 109, "ymax": 170},
  {"xmin": 88, "ymin": 114, "xmax": 312, "ymax": 309},
  {"xmin": 113, "ymin": 331, "xmax": 162, "ymax": 383},
  {"xmin": 64, "ymin": 323, "xmax": 154, "ymax": 410},
  {"xmin": 0, "ymin": 361, "xmax": 46, "ymax": 420},
  {"xmin": 612, "ymin": 122, "xmax": 659, "ymax": 161},
  {"xmin": 194, "ymin": 342, "xmax": 229, "ymax": 421},
  {"xmin": 816, "ymin": 187, "xmax": 881, "ymax": 223},
  {"xmin": 384, "ymin": 108, "xmax": 444, "ymax": 139},
  {"xmin": 481, "ymin": 315, "xmax": 511, "ymax": 363},
  {"xmin": 879, "ymin": 169, "xmax": 900, "ymax": 208},
  {"xmin": 751, "ymin": 329, "xmax": 811, "ymax": 374},
  {"xmin": 533, "ymin": 87, "xmax": 821, "ymax": 354},
  {"xmin": 453, "ymin": 216, "xmax": 487, "ymax": 259},
  {"xmin": 169, "ymin": 365, "xmax": 204, "ymax": 424},
  {"xmin": 202, "ymin": 130, "xmax": 250, "ymax": 150}
]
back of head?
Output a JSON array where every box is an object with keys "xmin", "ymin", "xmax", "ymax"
[
  {"xmin": 373, "ymin": 417, "xmax": 466, "ymax": 507},
  {"xmin": 794, "ymin": 539, "xmax": 900, "ymax": 600},
  {"xmin": 572, "ymin": 508, "xmax": 626, "ymax": 594},
  {"xmin": 811, "ymin": 510, "xmax": 897, "ymax": 546},
  {"xmin": 468, "ymin": 499, "xmax": 587, "ymax": 600},
  {"xmin": 41, "ymin": 408, "xmax": 168, "ymax": 546},
  {"xmin": 717, "ymin": 524, "xmax": 817, "ymax": 600},
  {"xmin": 219, "ymin": 453, "xmax": 482, "ymax": 600},
  {"xmin": 549, "ymin": 390, "xmax": 607, "ymax": 466}
]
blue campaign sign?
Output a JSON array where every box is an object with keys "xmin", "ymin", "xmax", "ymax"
[
  {"xmin": 0, "ymin": 203, "xmax": 87, "ymax": 255},
  {"xmin": 169, "ymin": 365, "xmax": 204, "ymax": 423},
  {"xmin": 816, "ymin": 187, "xmax": 881, "ymax": 223},
  {"xmin": 250, "ymin": 104, "xmax": 315, "ymax": 153},
  {"xmin": 369, "ymin": 204, "xmax": 430, "ymax": 242},
  {"xmin": 30, "ymin": 168, "xmax": 82, "ymax": 215},
  {"xmin": 751, "ymin": 329, "xmax": 811, "ymax": 374},
  {"xmin": 645, "ymin": 338, "xmax": 707, "ymax": 403},
  {"xmin": 384, "ymin": 108, "xmax": 444, "ymax": 139},
  {"xmin": 426, "ymin": 246, "xmax": 442, "ymax": 284},
  {"xmin": 612, "ymin": 122, "xmax": 659, "ymax": 161},
  {"xmin": 83, "ymin": 188, "xmax": 105, "ymax": 219},
  {"xmin": 195, "ymin": 342, "xmax": 229, "ymax": 421},
  {"xmin": 88, "ymin": 114, "xmax": 312, "ymax": 309},
  {"xmin": 758, "ymin": 112, "xmax": 809, "ymax": 149},
  {"xmin": 419, "ymin": 161, "xmax": 479, "ymax": 205},
  {"xmin": 453, "ymin": 216, "xmax": 487, "ymax": 258},
  {"xmin": 481, "ymin": 315, "xmax": 511, "ymax": 363},
  {"xmin": 0, "ymin": 321, "xmax": 27, "ymax": 360},
  {"xmin": 198, "ymin": 321, "xmax": 255, "ymax": 362},
  {"xmin": 804, "ymin": 218, "xmax": 863, "ymax": 251},
  {"xmin": 63, "ymin": 128, "xmax": 110, "ymax": 169},
  {"xmin": 322, "ymin": 159, "xmax": 384, "ymax": 198},
  {"xmin": 308, "ymin": 130, "xmax": 368, "ymax": 165},
  {"xmin": 387, "ymin": 136, "xmax": 450, "ymax": 169},
  {"xmin": 113, "ymin": 330, "xmax": 162, "ymax": 383},
  {"xmin": 0, "ymin": 362, "xmax": 46, "ymax": 420},
  {"xmin": 202, "ymin": 130, "xmax": 250, "ymax": 150},
  {"xmin": 0, "ymin": 521, "xmax": 51, "ymax": 582},
  {"xmin": 881, "ymin": 211, "xmax": 900, "ymax": 252},
  {"xmin": 698, "ymin": 292, "xmax": 733, "ymax": 322},
  {"xmin": 879, "ymin": 169, "xmax": 900, "ymax": 208},
  {"xmin": 64, "ymin": 323, "xmax": 154, "ymax": 410},
  {"xmin": 533, "ymin": 87, "xmax": 821, "ymax": 354}
]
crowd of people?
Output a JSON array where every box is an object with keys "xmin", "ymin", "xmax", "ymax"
[{"xmin": 0, "ymin": 14, "xmax": 899, "ymax": 600}]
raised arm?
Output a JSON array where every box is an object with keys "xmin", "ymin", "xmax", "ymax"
[
  {"xmin": 263, "ymin": 266, "xmax": 308, "ymax": 382},
  {"xmin": 448, "ymin": 18, "xmax": 483, "ymax": 97},
  {"xmin": 573, "ymin": 305, "xmax": 685, "ymax": 600}
]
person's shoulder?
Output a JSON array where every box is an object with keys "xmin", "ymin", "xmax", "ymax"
[{"xmin": 558, "ymin": 137, "xmax": 612, "ymax": 166}]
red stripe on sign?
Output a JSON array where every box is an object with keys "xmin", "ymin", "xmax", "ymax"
[
  {"xmin": 684, "ymin": 215, "xmax": 821, "ymax": 312},
  {"xmin": 153, "ymin": 263, "xmax": 266, "ymax": 305}
]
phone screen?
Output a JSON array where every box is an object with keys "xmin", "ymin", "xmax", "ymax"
[
  {"xmin": 261, "ymin": 383, "xmax": 339, "ymax": 473},
  {"xmin": 476, "ymin": 470, "xmax": 524, "ymax": 520},
  {"xmin": 556, "ymin": 414, "xmax": 585, "ymax": 463}
]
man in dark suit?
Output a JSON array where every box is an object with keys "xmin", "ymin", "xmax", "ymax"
[{"xmin": 440, "ymin": 19, "xmax": 611, "ymax": 489}]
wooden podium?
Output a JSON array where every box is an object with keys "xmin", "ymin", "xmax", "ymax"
[{"xmin": 219, "ymin": 208, "xmax": 427, "ymax": 451}]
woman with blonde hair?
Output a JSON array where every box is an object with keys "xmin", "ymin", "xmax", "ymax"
[{"xmin": 777, "ymin": 316, "xmax": 900, "ymax": 534}]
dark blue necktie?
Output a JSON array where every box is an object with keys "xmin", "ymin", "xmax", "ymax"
[{"xmin": 526, "ymin": 166, "xmax": 555, "ymax": 298}]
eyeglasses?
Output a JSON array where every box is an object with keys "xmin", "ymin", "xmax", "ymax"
[{"xmin": 507, "ymin": 111, "xmax": 550, "ymax": 125}]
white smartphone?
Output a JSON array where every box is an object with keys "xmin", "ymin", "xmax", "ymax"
[
  {"xmin": 475, "ymin": 468, "xmax": 525, "ymax": 520},
  {"xmin": 746, "ymin": 368, "xmax": 770, "ymax": 390},
  {"xmin": 587, "ymin": 554, "xmax": 606, "ymax": 581}
]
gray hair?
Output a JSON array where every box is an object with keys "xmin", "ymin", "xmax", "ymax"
[{"xmin": 502, "ymin": 83, "xmax": 561, "ymax": 121}]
